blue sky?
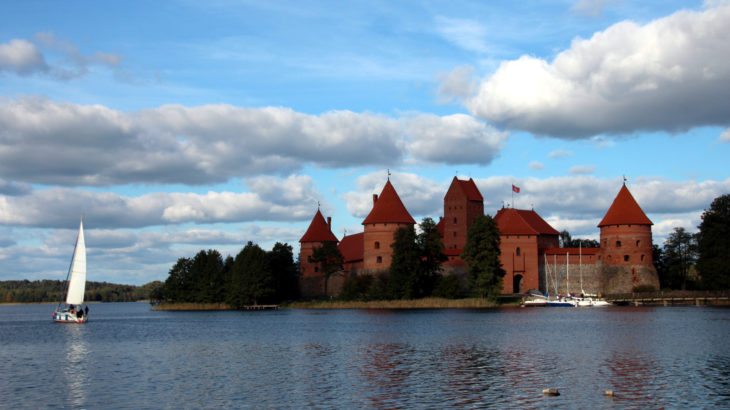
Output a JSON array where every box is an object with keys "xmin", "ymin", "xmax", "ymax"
[{"xmin": 1, "ymin": 0, "xmax": 728, "ymax": 285}]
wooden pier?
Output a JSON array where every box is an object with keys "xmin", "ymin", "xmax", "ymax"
[
  {"xmin": 242, "ymin": 304, "xmax": 279, "ymax": 311},
  {"xmin": 607, "ymin": 291, "xmax": 730, "ymax": 306}
]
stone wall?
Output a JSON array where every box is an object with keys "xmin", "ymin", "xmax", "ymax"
[{"xmin": 541, "ymin": 262, "xmax": 605, "ymax": 296}]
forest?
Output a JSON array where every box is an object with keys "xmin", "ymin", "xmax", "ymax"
[{"xmin": 0, "ymin": 280, "xmax": 159, "ymax": 303}]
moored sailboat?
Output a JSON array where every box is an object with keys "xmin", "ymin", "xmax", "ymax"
[{"xmin": 53, "ymin": 219, "xmax": 89, "ymax": 324}]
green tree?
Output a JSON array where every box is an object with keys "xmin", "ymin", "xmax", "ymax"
[
  {"xmin": 697, "ymin": 194, "xmax": 730, "ymax": 289},
  {"xmin": 163, "ymin": 257, "xmax": 193, "ymax": 302},
  {"xmin": 228, "ymin": 242, "xmax": 274, "ymax": 308},
  {"xmin": 463, "ymin": 215, "xmax": 505, "ymax": 298},
  {"xmin": 309, "ymin": 241, "xmax": 343, "ymax": 297},
  {"xmin": 268, "ymin": 242, "xmax": 299, "ymax": 302},
  {"xmin": 389, "ymin": 225, "xmax": 419, "ymax": 299},
  {"xmin": 416, "ymin": 217, "xmax": 447, "ymax": 298},
  {"xmin": 652, "ymin": 244, "xmax": 669, "ymax": 288},
  {"xmin": 190, "ymin": 249, "xmax": 224, "ymax": 303},
  {"xmin": 559, "ymin": 229, "xmax": 599, "ymax": 248},
  {"xmin": 663, "ymin": 227, "xmax": 698, "ymax": 290}
]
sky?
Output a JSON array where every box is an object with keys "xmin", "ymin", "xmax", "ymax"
[{"xmin": 1, "ymin": 0, "xmax": 729, "ymax": 285}]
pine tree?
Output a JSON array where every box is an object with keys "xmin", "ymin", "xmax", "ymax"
[
  {"xmin": 462, "ymin": 215, "xmax": 505, "ymax": 298},
  {"xmin": 389, "ymin": 225, "xmax": 419, "ymax": 299},
  {"xmin": 697, "ymin": 194, "xmax": 730, "ymax": 289},
  {"xmin": 416, "ymin": 217, "xmax": 446, "ymax": 298}
]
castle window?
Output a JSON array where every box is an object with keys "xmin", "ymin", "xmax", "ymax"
[
  {"xmin": 624, "ymin": 255, "xmax": 630, "ymax": 262},
  {"xmin": 314, "ymin": 266, "xmax": 319, "ymax": 273},
  {"xmin": 641, "ymin": 254, "xmax": 645, "ymax": 262},
  {"xmin": 374, "ymin": 241, "xmax": 380, "ymax": 250},
  {"xmin": 453, "ymin": 231, "xmax": 457, "ymax": 237},
  {"xmin": 516, "ymin": 247, "xmax": 521, "ymax": 256},
  {"xmin": 616, "ymin": 240, "xmax": 622, "ymax": 247},
  {"xmin": 376, "ymin": 256, "xmax": 382, "ymax": 264},
  {"xmin": 636, "ymin": 240, "xmax": 640, "ymax": 247},
  {"xmin": 453, "ymin": 217, "xmax": 457, "ymax": 224}
]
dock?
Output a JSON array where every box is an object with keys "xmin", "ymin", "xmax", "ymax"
[
  {"xmin": 242, "ymin": 304, "xmax": 279, "ymax": 311},
  {"xmin": 607, "ymin": 290, "xmax": 730, "ymax": 306}
]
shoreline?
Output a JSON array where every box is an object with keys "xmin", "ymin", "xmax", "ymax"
[{"xmin": 151, "ymin": 298, "xmax": 511, "ymax": 311}]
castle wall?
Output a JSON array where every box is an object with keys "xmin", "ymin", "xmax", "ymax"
[
  {"xmin": 299, "ymin": 242, "xmax": 319, "ymax": 278},
  {"xmin": 500, "ymin": 235, "xmax": 539, "ymax": 294},
  {"xmin": 541, "ymin": 254, "xmax": 605, "ymax": 296},
  {"xmin": 599, "ymin": 224, "xmax": 654, "ymax": 267}
]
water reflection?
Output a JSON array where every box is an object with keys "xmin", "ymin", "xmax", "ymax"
[{"xmin": 62, "ymin": 325, "xmax": 89, "ymax": 408}]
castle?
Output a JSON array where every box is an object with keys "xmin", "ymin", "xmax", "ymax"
[{"xmin": 299, "ymin": 177, "xmax": 660, "ymax": 297}]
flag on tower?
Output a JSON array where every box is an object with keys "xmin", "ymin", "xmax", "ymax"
[{"xmin": 512, "ymin": 184, "xmax": 520, "ymax": 193}]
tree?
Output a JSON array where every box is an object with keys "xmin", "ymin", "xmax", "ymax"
[
  {"xmin": 416, "ymin": 217, "xmax": 447, "ymax": 298},
  {"xmin": 309, "ymin": 241, "xmax": 343, "ymax": 297},
  {"xmin": 462, "ymin": 215, "xmax": 505, "ymax": 298},
  {"xmin": 389, "ymin": 225, "xmax": 419, "ymax": 299},
  {"xmin": 653, "ymin": 244, "xmax": 669, "ymax": 288},
  {"xmin": 190, "ymin": 249, "xmax": 224, "ymax": 303},
  {"xmin": 559, "ymin": 229, "xmax": 599, "ymax": 248},
  {"xmin": 697, "ymin": 194, "xmax": 730, "ymax": 289},
  {"xmin": 228, "ymin": 242, "xmax": 274, "ymax": 308},
  {"xmin": 662, "ymin": 227, "xmax": 698, "ymax": 290},
  {"xmin": 163, "ymin": 257, "xmax": 193, "ymax": 302},
  {"xmin": 268, "ymin": 242, "xmax": 299, "ymax": 302}
]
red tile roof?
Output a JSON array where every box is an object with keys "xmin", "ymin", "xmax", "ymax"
[
  {"xmin": 598, "ymin": 184, "xmax": 652, "ymax": 227},
  {"xmin": 339, "ymin": 232, "xmax": 364, "ymax": 263},
  {"xmin": 455, "ymin": 177, "xmax": 484, "ymax": 201},
  {"xmin": 494, "ymin": 208, "xmax": 560, "ymax": 236},
  {"xmin": 299, "ymin": 209, "xmax": 338, "ymax": 243},
  {"xmin": 362, "ymin": 180, "xmax": 416, "ymax": 225}
]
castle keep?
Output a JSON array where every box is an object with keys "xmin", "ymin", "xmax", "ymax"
[{"xmin": 299, "ymin": 177, "xmax": 659, "ymax": 297}]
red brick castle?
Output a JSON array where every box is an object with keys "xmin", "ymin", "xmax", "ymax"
[{"xmin": 299, "ymin": 177, "xmax": 659, "ymax": 297}]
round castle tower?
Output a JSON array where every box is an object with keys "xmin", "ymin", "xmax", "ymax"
[
  {"xmin": 299, "ymin": 209, "xmax": 338, "ymax": 278},
  {"xmin": 598, "ymin": 183, "xmax": 659, "ymax": 293},
  {"xmin": 362, "ymin": 179, "xmax": 415, "ymax": 273}
]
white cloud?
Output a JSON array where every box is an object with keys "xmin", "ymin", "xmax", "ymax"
[
  {"xmin": 548, "ymin": 149, "xmax": 573, "ymax": 159},
  {"xmin": 0, "ymin": 174, "xmax": 322, "ymax": 229},
  {"xmin": 437, "ymin": 65, "xmax": 478, "ymax": 104},
  {"xmin": 0, "ymin": 39, "xmax": 47, "ymax": 75},
  {"xmin": 0, "ymin": 98, "xmax": 506, "ymax": 186},
  {"xmin": 571, "ymin": 0, "xmax": 612, "ymax": 17},
  {"xmin": 342, "ymin": 171, "xmax": 446, "ymax": 220},
  {"xmin": 569, "ymin": 165, "xmax": 596, "ymax": 175},
  {"xmin": 406, "ymin": 113, "xmax": 507, "ymax": 165},
  {"xmin": 468, "ymin": 5, "xmax": 730, "ymax": 137},
  {"xmin": 720, "ymin": 128, "xmax": 730, "ymax": 142},
  {"xmin": 529, "ymin": 161, "xmax": 545, "ymax": 170},
  {"xmin": 435, "ymin": 16, "xmax": 489, "ymax": 54}
]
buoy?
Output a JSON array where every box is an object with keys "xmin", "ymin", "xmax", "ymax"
[
  {"xmin": 542, "ymin": 388, "xmax": 560, "ymax": 396},
  {"xmin": 604, "ymin": 389, "xmax": 614, "ymax": 397}
]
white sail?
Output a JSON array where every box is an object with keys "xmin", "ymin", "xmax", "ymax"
[{"xmin": 65, "ymin": 220, "xmax": 87, "ymax": 305}]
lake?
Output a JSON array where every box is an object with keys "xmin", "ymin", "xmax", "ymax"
[{"xmin": 1, "ymin": 303, "xmax": 729, "ymax": 409}]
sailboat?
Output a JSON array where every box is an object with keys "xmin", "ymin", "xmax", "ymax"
[
  {"xmin": 53, "ymin": 219, "xmax": 89, "ymax": 323},
  {"xmin": 574, "ymin": 243, "xmax": 612, "ymax": 307}
]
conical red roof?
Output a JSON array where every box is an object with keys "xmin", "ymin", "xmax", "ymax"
[
  {"xmin": 598, "ymin": 184, "xmax": 652, "ymax": 227},
  {"xmin": 300, "ymin": 209, "xmax": 338, "ymax": 243},
  {"xmin": 362, "ymin": 180, "xmax": 416, "ymax": 225},
  {"xmin": 456, "ymin": 177, "xmax": 483, "ymax": 201}
]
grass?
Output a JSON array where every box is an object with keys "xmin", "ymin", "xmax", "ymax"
[{"xmin": 285, "ymin": 297, "xmax": 510, "ymax": 309}]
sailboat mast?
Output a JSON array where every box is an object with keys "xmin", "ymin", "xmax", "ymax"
[
  {"xmin": 57, "ymin": 225, "xmax": 80, "ymax": 308},
  {"xmin": 579, "ymin": 242, "xmax": 585, "ymax": 295},
  {"xmin": 566, "ymin": 251, "xmax": 569, "ymax": 295}
]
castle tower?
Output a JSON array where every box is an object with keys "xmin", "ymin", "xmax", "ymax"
[
  {"xmin": 443, "ymin": 177, "xmax": 484, "ymax": 253},
  {"xmin": 362, "ymin": 179, "xmax": 415, "ymax": 272},
  {"xmin": 299, "ymin": 209, "xmax": 338, "ymax": 278},
  {"xmin": 598, "ymin": 183, "xmax": 659, "ymax": 293}
]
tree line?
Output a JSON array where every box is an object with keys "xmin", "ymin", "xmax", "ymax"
[
  {"xmin": 152, "ymin": 242, "xmax": 299, "ymax": 307},
  {"xmin": 0, "ymin": 280, "xmax": 158, "ymax": 303},
  {"xmin": 653, "ymin": 194, "xmax": 730, "ymax": 290}
]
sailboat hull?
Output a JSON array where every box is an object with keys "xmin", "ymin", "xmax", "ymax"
[{"xmin": 53, "ymin": 312, "xmax": 88, "ymax": 323}]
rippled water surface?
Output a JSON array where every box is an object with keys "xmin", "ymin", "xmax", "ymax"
[{"xmin": 1, "ymin": 303, "xmax": 729, "ymax": 409}]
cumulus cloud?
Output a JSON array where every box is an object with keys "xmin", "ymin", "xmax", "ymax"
[
  {"xmin": 571, "ymin": 0, "xmax": 612, "ymax": 17},
  {"xmin": 437, "ymin": 65, "xmax": 478, "ymax": 103},
  {"xmin": 0, "ymin": 34, "xmax": 121, "ymax": 80},
  {"xmin": 405, "ymin": 114, "xmax": 507, "ymax": 165},
  {"xmin": 0, "ymin": 39, "xmax": 47, "ymax": 75},
  {"xmin": 0, "ymin": 98, "xmax": 505, "ymax": 186},
  {"xmin": 342, "ymin": 171, "xmax": 446, "ymax": 220},
  {"xmin": 548, "ymin": 149, "xmax": 573, "ymax": 159},
  {"xmin": 0, "ymin": 174, "xmax": 322, "ymax": 229},
  {"xmin": 468, "ymin": 5, "xmax": 730, "ymax": 137}
]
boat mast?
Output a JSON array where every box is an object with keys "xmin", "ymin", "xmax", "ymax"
[
  {"xmin": 57, "ymin": 223, "xmax": 80, "ymax": 309},
  {"xmin": 566, "ymin": 251, "xmax": 569, "ymax": 295},
  {"xmin": 579, "ymin": 242, "xmax": 585, "ymax": 295}
]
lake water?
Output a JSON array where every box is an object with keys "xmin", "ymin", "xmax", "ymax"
[{"xmin": 1, "ymin": 303, "xmax": 729, "ymax": 409}]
